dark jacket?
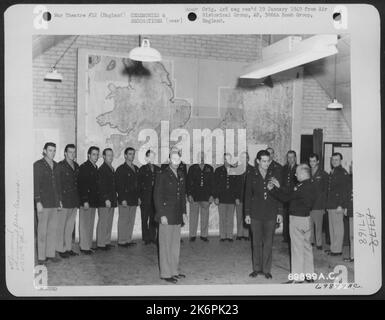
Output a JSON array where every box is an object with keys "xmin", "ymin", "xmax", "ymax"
[
  {"xmin": 244, "ymin": 167, "xmax": 279, "ymax": 221},
  {"xmin": 161, "ymin": 161, "xmax": 187, "ymax": 178},
  {"xmin": 57, "ymin": 159, "xmax": 79, "ymax": 208},
  {"xmin": 310, "ymin": 167, "xmax": 328, "ymax": 210},
  {"xmin": 268, "ymin": 160, "xmax": 283, "ymax": 183},
  {"xmin": 97, "ymin": 162, "xmax": 117, "ymax": 208},
  {"xmin": 34, "ymin": 158, "xmax": 61, "ymax": 208},
  {"xmin": 115, "ymin": 162, "xmax": 140, "ymax": 206},
  {"xmin": 138, "ymin": 163, "xmax": 161, "ymax": 202},
  {"xmin": 154, "ymin": 165, "xmax": 187, "ymax": 225},
  {"xmin": 281, "ymin": 163, "xmax": 298, "ymax": 193},
  {"xmin": 270, "ymin": 179, "xmax": 316, "ymax": 217},
  {"xmin": 326, "ymin": 165, "xmax": 350, "ymax": 209},
  {"xmin": 187, "ymin": 164, "xmax": 214, "ymax": 202},
  {"xmin": 346, "ymin": 174, "xmax": 353, "ymax": 217},
  {"xmin": 213, "ymin": 165, "xmax": 242, "ymax": 204},
  {"xmin": 78, "ymin": 160, "xmax": 99, "ymax": 208},
  {"xmin": 239, "ymin": 164, "xmax": 255, "ymax": 203}
]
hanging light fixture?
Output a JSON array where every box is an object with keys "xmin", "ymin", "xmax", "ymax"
[
  {"xmin": 327, "ymin": 53, "xmax": 343, "ymax": 110},
  {"xmin": 128, "ymin": 36, "xmax": 162, "ymax": 62},
  {"xmin": 44, "ymin": 35, "xmax": 79, "ymax": 82}
]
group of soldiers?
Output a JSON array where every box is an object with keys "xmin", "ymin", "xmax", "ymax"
[{"xmin": 34, "ymin": 142, "xmax": 353, "ymax": 284}]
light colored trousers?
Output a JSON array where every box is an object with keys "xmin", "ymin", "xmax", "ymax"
[
  {"xmin": 118, "ymin": 205, "xmax": 137, "ymax": 244},
  {"xmin": 328, "ymin": 209, "xmax": 344, "ymax": 253},
  {"xmin": 349, "ymin": 217, "xmax": 354, "ymax": 259},
  {"xmin": 37, "ymin": 208, "xmax": 58, "ymax": 260},
  {"xmin": 158, "ymin": 224, "xmax": 181, "ymax": 278},
  {"xmin": 79, "ymin": 207, "xmax": 96, "ymax": 250},
  {"xmin": 218, "ymin": 204, "xmax": 235, "ymax": 239},
  {"xmin": 189, "ymin": 201, "xmax": 209, "ymax": 238},
  {"xmin": 309, "ymin": 209, "xmax": 325, "ymax": 247},
  {"xmin": 56, "ymin": 208, "xmax": 77, "ymax": 253},
  {"xmin": 97, "ymin": 207, "xmax": 115, "ymax": 247},
  {"xmin": 236, "ymin": 203, "xmax": 249, "ymax": 237},
  {"xmin": 289, "ymin": 215, "xmax": 314, "ymax": 276}
]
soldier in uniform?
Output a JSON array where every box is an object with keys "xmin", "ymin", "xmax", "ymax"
[
  {"xmin": 154, "ymin": 150, "xmax": 187, "ymax": 284},
  {"xmin": 187, "ymin": 151, "xmax": 214, "ymax": 242},
  {"xmin": 161, "ymin": 147, "xmax": 187, "ymax": 178},
  {"xmin": 266, "ymin": 147, "xmax": 283, "ymax": 178},
  {"xmin": 325, "ymin": 152, "xmax": 350, "ymax": 256},
  {"xmin": 138, "ymin": 150, "xmax": 161, "ymax": 245},
  {"xmin": 115, "ymin": 147, "xmax": 140, "ymax": 247},
  {"xmin": 34, "ymin": 142, "xmax": 62, "ymax": 264},
  {"xmin": 308, "ymin": 153, "xmax": 328, "ymax": 250},
  {"xmin": 235, "ymin": 151, "xmax": 252, "ymax": 241},
  {"xmin": 269, "ymin": 164, "xmax": 316, "ymax": 283},
  {"xmin": 244, "ymin": 150, "xmax": 281, "ymax": 279},
  {"xmin": 78, "ymin": 146, "xmax": 99, "ymax": 254},
  {"xmin": 281, "ymin": 150, "xmax": 298, "ymax": 243},
  {"xmin": 96, "ymin": 148, "xmax": 117, "ymax": 250},
  {"xmin": 344, "ymin": 164, "xmax": 354, "ymax": 262},
  {"xmin": 56, "ymin": 144, "xmax": 79, "ymax": 258},
  {"xmin": 214, "ymin": 153, "xmax": 241, "ymax": 242}
]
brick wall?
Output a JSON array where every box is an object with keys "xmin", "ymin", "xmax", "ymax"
[{"xmin": 301, "ymin": 73, "xmax": 351, "ymax": 143}]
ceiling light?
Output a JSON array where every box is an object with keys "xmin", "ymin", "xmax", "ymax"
[
  {"xmin": 44, "ymin": 67, "xmax": 63, "ymax": 82},
  {"xmin": 327, "ymin": 98, "xmax": 343, "ymax": 110},
  {"xmin": 327, "ymin": 53, "xmax": 343, "ymax": 110},
  {"xmin": 129, "ymin": 38, "xmax": 162, "ymax": 62}
]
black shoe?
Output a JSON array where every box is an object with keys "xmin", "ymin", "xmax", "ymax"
[
  {"xmin": 316, "ymin": 246, "xmax": 323, "ymax": 250},
  {"xmin": 118, "ymin": 243, "xmax": 130, "ymax": 248},
  {"xmin": 227, "ymin": 238, "xmax": 234, "ymax": 242},
  {"xmin": 243, "ymin": 237, "xmax": 250, "ymax": 241},
  {"xmin": 330, "ymin": 252, "xmax": 342, "ymax": 256},
  {"xmin": 200, "ymin": 237, "xmax": 209, "ymax": 242},
  {"xmin": 161, "ymin": 277, "xmax": 178, "ymax": 284},
  {"xmin": 58, "ymin": 252, "xmax": 69, "ymax": 259},
  {"xmin": 106, "ymin": 244, "xmax": 115, "ymax": 249},
  {"xmin": 47, "ymin": 257, "xmax": 61, "ymax": 263},
  {"xmin": 173, "ymin": 274, "xmax": 186, "ymax": 279},
  {"xmin": 264, "ymin": 273, "xmax": 273, "ymax": 279},
  {"xmin": 67, "ymin": 250, "xmax": 79, "ymax": 256},
  {"xmin": 343, "ymin": 257, "xmax": 354, "ymax": 262},
  {"xmin": 96, "ymin": 246, "xmax": 108, "ymax": 251},
  {"xmin": 220, "ymin": 238, "xmax": 226, "ymax": 242},
  {"xmin": 249, "ymin": 271, "xmax": 259, "ymax": 278},
  {"xmin": 80, "ymin": 249, "xmax": 93, "ymax": 255},
  {"xmin": 324, "ymin": 249, "xmax": 331, "ymax": 254},
  {"xmin": 236, "ymin": 236, "xmax": 242, "ymax": 240},
  {"xmin": 189, "ymin": 237, "xmax": 196, "ymax": 242},
  {"xmin": 127, "ymin": 242, "xmax": 137, "ymax": 247},
  {"xmin": 37, "ymin": 259, "xmax": 47, "ymax": 265}
]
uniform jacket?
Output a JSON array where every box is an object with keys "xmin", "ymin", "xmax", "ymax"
[
  {"xmin": 310, "ymin": 167, "xmax": 328, "ymax": 210},
  {"xmin": 57, "ymin": 159, "xmax": 79, "ymax": 208},
  {"xmin": 154, "ymin": 165, "xmax": 187, "ymax": 225},
  {"xmin": 161, "ymin": 161, "xmax": 187, "ymax": 178},
  {"xmin": 281, "ymin": 163, "xmax": 298, "ymax": 193},
  {"xmin": 244, "ymin": 166, "xmax": 279, "ymax": 221},
  {"xmin": 34, "ymin": 158, "xmax": 61, "ymax": 208},
  {"xmin": 187, "ymin": 164, "xmax": 214, "ymax": 202},
  {"xmin": 214, "ymin": 165, "xmax": 242, "ymax": 204},
  {"xmin": 268, "ymin": 160, "xmax": 283, "ymax": 183},
  {"xmin": 270, "ymin": 179, "xmax": 316, "ymax": 217},
  {"xmin": 138, "ymin": 163, "xmax": 161, "ymax": 202},
  {"xmin": 97, "ymin": 162, "xmax": 117, "ymax": 208},
  {"xmin": 78, "ymin": 160, "xmax": 99, "ymax": 208},
  {"xmin": 326, "ymin": 165, "xmax": 350, "ymax": 209},
  {"xmin": 115, "ymin": 162, "xmax": 140, "ymax": 206},
  {"xmin": 239, "ymin": 164, "xmax": 255, "ymax": 203}
]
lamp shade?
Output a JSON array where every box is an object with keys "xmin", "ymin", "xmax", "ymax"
[
  {"xmin": 128, "ymin": 39, "xmax": 162, "ymax": 62},
  {"xmin": 44, "ymin": 67, "xmax": 63, "ymax": 82},
  {"xmin": 327, "ymin": 98, "xmax": 343, "ymax": 110}
]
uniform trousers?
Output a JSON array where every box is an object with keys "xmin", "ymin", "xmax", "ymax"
[
  {"xmin": 309, "ymin": 209, "xmax": 325, "ymax": 247},
  {"xmin": 97, "ymin": 207, "xmax": 115, "ymax": 247},
  {"xmin": 189, "ymin": 201, "xmax": 210, "ymax": 238},
  {"xmin": 218, "ymin": 203, "xmax": 235, "ymax": 239},
  {"xmin": 289, "ymin": 215, "xmax": 314, "ymax": 277},
  {"xmin": 118, "ymin": 205, "xmax": 137, "ymax": 244},
  {"xmin": 236, "ymin": 203, "xmax": 249, "ymax": 237},
  {"xmin": 328, "ymin": 209, "xmax": 344, "ymax": 253},
  {"xmin": 158, "ymin": 224, "xmax": 181, "ymax": 278},
  {"xmin": 37, "ymin": 208, "xmax": 58, "ymax": 260},
  {"xmin": 56, "ymin": 208, "xmax": 77, "ymax": 252},
  {"xmin": 141, "ymin": 201, "xmax": 157, "ymax": 242},
  {"xmin": 79, "ymin": 207, "xmax": 96, "ymax": 250}
]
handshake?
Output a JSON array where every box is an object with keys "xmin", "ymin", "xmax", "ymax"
[{"xmin": 267, "ymin": 177, "xmax": 280, "ymax": 190}]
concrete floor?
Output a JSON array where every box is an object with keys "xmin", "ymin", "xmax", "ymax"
[{"xmin": 44, "ymin": 234, "xmax": 354, "ymax": 286}]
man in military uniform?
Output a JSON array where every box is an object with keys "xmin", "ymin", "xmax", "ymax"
[
  {"xmin": 266, "ymin": 147, "xmax": 283, "ymax": 178},
  {"xmin": 96, "ymin": 148, "xmax": 117, "ymax": 250},
  {"xmin": 56, "ymin": 144, "xmax": 79, "ymax": 258},
  {"xmin": 269, "ymin": 164, "xmax": 316, "ymax": 283},
  {"xmin": 161, "ymin": 147, "xmax": 187, "ymax": 178},
  {"xmin": 115, "ymin": 147, "xmax": 140, "ymax": 247},
  {"xmin": 244, "ymin": 150, "xmax": 281, "ymax": 279},
  {"xmin": 154, "ymin": 150, "xmax": 187, "ymax": 284},
  {"xmin": 78, "ymin": 146, "xmax": 100, "ymax": 254},
  {"xmin": 235, "ymin": 152, "xmax": 252, "ymax": 241},
  {"xmin": 281, "ymin": 150, "xmax": 298, "ymax": 243},
  {"xmin": 308, "ymin": 153, "xmax": 328, "ymax": 250},
  {"xmin": 214, "ymin": 153, "xmax": 241, "ymax": 242},
  {"xmin": 187, "ymin": 151, "xmax": 214, "ymax": 242},
  {"xmin": 34, "ymin": 142, "xmax": 62, "ymax": 264},
  {"xmin": 139, "ymin": 150, "xmax": 161, "ymax": 245},
  {"xmin": 325, "ymin": 153, "xmax": 350, "ymax": 256}
]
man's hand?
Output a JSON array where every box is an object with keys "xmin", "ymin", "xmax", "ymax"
[
  {"xmin": 267, "ymin": 181, "xmax": 275, "ymax": 191},
  {"xmin": 336, "ymin": 206, "xmax": 344, "ymax": 214},
  {"xmin": 36, "ymin": 202, "xmax": 44, "ymax": 213},
  {"xmin": 270, "ymin": 177, "xmax": 280, "ymax": 188},
  {"xmin": 277, "ymin": 214, "xmax": 283, "ymax": 224},
  {"xmin": 84, "ymin": 202, "xmax": 90, "ymax": 210},
  {"xmin": 105, "ymin": 200, "xmax": 111, "ymax": 208},
  {"xmin": 208, "ymin": 196, "xmax": 214, "ymax": 204},
  {"xmin": 58, "ymin": 201, "xmax": 63, "ymax": 210},
  {"xmin": 160, "ymin": 216, "xmax": 168, "ymax": 225},
  {"xmin": 188, "ymin": 195, "xmax": 194, "ymax": 203},
  {"xmin": 235, "ymin": 199, "xmax": 240, "ymax": 206},
  {"xmin": 122, "ymin": 200, "xmax": 128, "ymax": 207},
  {"xmin": 245, "ymin": 215, "xmax": 251, "ymax": 225}
]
